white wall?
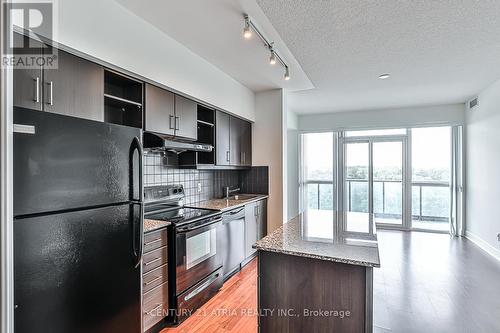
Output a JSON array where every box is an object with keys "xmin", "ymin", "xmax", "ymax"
[
  {"xmin": 465, "ymin": 78, "xmax": 500, "ymax": 260},
  {"xmin": 54, "ymin": 0, "xmax": 255, "ymax": 121},
  {"xmin": 286, "ymin": 110, "xmax": 300, "ymax": 220},
  {"xmin": 253, "ymin": 89, "xmax": 284, "ymax": 232},
  {"xmin": 299, "ymin": 103, "xmax": 465, "ymax": 132}
]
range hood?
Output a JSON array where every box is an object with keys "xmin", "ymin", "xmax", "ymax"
[{"xmin": 143, "ymin": 132, "xmax": 213, "ymax": 154}]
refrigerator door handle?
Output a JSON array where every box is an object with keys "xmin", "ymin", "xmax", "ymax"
[
  {"xmin": 132, "ymin": 202, "xmax": 144, "ymax": 268},
  {"xmin": 129, "ymin": 136, "xmax": 144, "ymax": 268},
  {"xmin": 129, "ymin": 136, "xmax": 143, "ymax": 202}
]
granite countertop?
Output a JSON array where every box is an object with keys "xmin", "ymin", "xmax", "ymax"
[
  {"xmin": 191, "ymin": 194, "xmax": 268, "ymax": 212},
  {"xmin": 144, "ymin": 219, "xmax": 171, "ymax": 233},
  {"xmin": 253, "ymin": 210, "xmax": 380, "ymax": 267}
]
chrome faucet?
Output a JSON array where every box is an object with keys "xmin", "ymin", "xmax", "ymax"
[{"xmin": 224, "ymin": 186, "xmax": 240, "ymax": 198}]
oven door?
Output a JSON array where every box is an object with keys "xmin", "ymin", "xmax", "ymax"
[{"xmin": 175, "ymin": 217, "xmax": 223, "ymax": 294}]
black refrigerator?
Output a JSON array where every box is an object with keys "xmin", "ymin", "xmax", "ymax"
[{"xmin": 13, "ymin": 107, "xmax": 143, "ymax": 333}]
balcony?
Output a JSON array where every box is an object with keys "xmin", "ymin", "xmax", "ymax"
[{"xmin": 305, "ymin": 180, "xmax": 450, "ymax": 230}]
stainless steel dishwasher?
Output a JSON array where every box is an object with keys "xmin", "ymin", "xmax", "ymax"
[{"xmin": 221, "ymin": 207, "xmax": 246, "ymax": 279}]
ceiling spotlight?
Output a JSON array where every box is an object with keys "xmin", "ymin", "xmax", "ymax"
[
  {"xmin": 243, "ymin": 15, "xmax": 252, "ymax": 39},
  {"xmin": 284, "ymin": 67, "xmax": 290, "ymax": 81},
  {"xmin": 379, "ymin": 73, "xmax": 391, "ymax": 79},
  {"xmin": 242, "ymin": 13, "xmax": 290, "ymax": 81},
  {"xmin": 269, "ymin": 50, "xmax": 277, "ymax": 65}
]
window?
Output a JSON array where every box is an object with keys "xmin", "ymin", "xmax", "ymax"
[
  {"xmin": 299, "ymin": 125, "xmax": 460, "ymax": 234},
  {"xmin": 411, "ymin": 127, "xmax": 451, "ymax": 231},
  {"xmin": 301, "ymin": 133, "xmax": 334, "ymax": 211}
]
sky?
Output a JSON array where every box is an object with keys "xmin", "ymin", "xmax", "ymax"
[{"xmin": 304, "ymin": 127, "xmax": 451, "ymax": 175}]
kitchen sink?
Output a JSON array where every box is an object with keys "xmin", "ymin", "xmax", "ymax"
[{"xmin": 226, "ymin": 194, "xmax": 259, "ymax": 201}]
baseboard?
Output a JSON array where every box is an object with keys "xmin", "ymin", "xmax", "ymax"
[{"xmin": 465, "ymin": 231, "xmax": 500, "ymax": 262}]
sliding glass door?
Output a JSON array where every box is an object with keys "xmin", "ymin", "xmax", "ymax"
[
  {"xmin": 344, "ymin": 142, "xmax": 369, "ymax": 213},
  {"xmin": 373, "ymin": 141, "xmax": 404, "ymax": 226},
  {"xmin": 343, "ymin": 135, "xmax": 406, "ymax": 228},
  {"xmin": 299, "ymin": 126, "xmax": 460, "ymax": 234}
]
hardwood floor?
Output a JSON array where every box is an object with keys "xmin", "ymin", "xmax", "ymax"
[
  {"xmin": 374, "ymin": 230, "xmax": 500, "ymax": 333},
  {"xmin": 161, "ymin": 231, "xmax": 500, "ymax": 333},
  {"xmin": 161, "ymin": 258, "xmax": 258, "ymax": 333}
]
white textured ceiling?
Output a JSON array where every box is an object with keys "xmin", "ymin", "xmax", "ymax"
[
  {"xmin": 114, "ymin": 0, "xmax": 313, "ymax": 92},
  {"xmin": 256, "ymin": 0, "xmax": 500, "ymax": 114}
]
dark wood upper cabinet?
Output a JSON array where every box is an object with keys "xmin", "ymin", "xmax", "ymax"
[
  {"xmin": 229, "ymin": 116, "xmax": 242, "ymax": 165},
  {"xmin": 13, "ymin": 33, "xmax": 104, "ymax": 122},
  {"xmin": 174, "ymin": 95, "xmax": 197, "ymax": 141},
  {"xmin": 43, "ymin": 47, "xmax": 104, "ymax": 121},
  {"xmin": 13, "ymin": 33, "xmax": 44, "ymax": 111},
  {"xmin": 215, "ymin": 111, "xmax": 230, "ymax": 166},
  {"xmin": 103, "ymin": 71, "xmax": 143, "ymax": 128},
  {"xmin": 145, "ymin": 84, "xmax": 198, "ymax": 140},
  {"xmin": 215, "ymin": 111, "xmax": 252, "ymax": 167},
  {"xmin": 144, "ymin": 83, "xmax": 175, "ymax": 136},
  {"xmin": 240, "ymin": 120, "xmax": 252, "ymax": 166}
]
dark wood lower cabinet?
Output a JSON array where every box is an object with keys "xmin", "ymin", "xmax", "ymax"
[
  {"xmin": 142, "ymin": 228, "xmax": 169, "ymax": 332},
  {"xmin": 258, "ymin": 251, "xmax": 371, "ymax": 333}
]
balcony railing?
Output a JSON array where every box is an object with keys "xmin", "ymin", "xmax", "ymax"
[{"xmin": 304, "ymin": 179, "xmax": 450, "ymax": 223}]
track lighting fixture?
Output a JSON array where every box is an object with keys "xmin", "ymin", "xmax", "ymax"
[
  {"xmin": 269, "ymin": 49, "xmax": 277, "ymax": 65},
  {"xmin": 243, "ymin": 15, "xmax": 252, "ymax": 39},
  {"xmin": 242, "ymin": 13, "xmax": 290, "ymax": 81},
  {"xmin": 284, "ymin": 67, "xmax": 290, "ymax": 80}
]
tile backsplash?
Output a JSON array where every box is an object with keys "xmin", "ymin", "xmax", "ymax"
[{"xmin": 144, "ymin": 153, "xmax": 268, "ymax": 205}]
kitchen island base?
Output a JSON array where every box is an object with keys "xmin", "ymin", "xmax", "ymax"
[{"xmin": 258, "ymin": 251, "xmax": 373, "ymax": 333}]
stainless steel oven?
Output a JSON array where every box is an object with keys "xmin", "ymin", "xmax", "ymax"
[{"xmin": 175, "ymin": 215, "xmax": 223, "ymax": 295}]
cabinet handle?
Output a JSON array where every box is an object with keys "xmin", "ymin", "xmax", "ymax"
[
  {"xmin": 175, "ymin": 116, "xmax": 180, "ymax": 130},
  {"xmin": 145, "ymin": 303, "xmax": 163, "ymax": 315},
  {"xmin": 243, "ymin": 152, "xmax": 246, "ymax": 164},
  {"xmin": 226, "ymin": 151, "xmax": 230, "ymax": 162},
  {"xmin": 241, "ymin": 152, "xmax": 244, "ymax": 164},
  {"xmin": 169, "ymin": 115, "xmax": 174, "ymax": 129},
  {"xmin": 254, "ymin": 205, "xmax": 258, "ymax": 217},
  {"xmin": 144, "ymin": 257, "xmax": 162, "ymax": 266},
  {"xmin": 33, "ymin": 77, "xmax": 40, "ymax": 102},
  {"xmin": 46, "ymin": 81, "xmax": 53, "ymax": 105},
  {"xmin": 144, "ymin": 275, "xmax": 162, "ymax": 286},
  {"xmin": 144, "ymin": 238, "xmax": 162, "ymax": 247}
]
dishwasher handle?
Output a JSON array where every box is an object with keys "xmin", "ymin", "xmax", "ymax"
[{"xmin": 222, "ymin": 207, "xmax": 245, "ymax": 222}]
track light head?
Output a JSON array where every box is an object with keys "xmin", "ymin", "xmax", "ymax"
[
  {"xmin": 284, "ymin": 67, "xmax": 290, "ymax": 80},
  {"xmin": 243, "ymin": 15, "xmax": 252, "ymax": 39},
  {"xmin": 269, "ymin": 50, "xmax": 277, "ymax": 65}
]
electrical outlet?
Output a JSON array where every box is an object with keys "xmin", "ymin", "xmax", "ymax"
[
  {"xmin": 497, "ymin": 233, "xmax": 500, "ymax": 242},
  {"xmin": 197, "ymin": 182, "xmax": 202, "ymax": 193}
]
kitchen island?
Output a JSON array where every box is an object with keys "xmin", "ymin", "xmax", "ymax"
[{"xmin": 253, "ymin": 210, "xmax": 380, "ymax": 333}]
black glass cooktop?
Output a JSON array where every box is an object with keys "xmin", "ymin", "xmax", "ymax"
[{"xmin": 145, "ymin": 205, "xmax": 219, "ymax": 225}]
